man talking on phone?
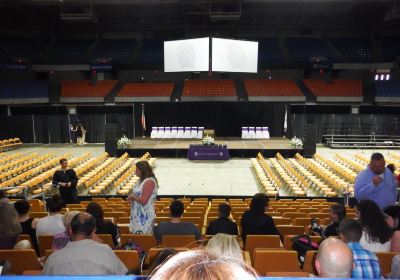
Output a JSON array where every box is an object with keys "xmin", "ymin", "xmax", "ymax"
[
  {"xmin": 52, "ymin": 158, "xmax": 79, "ymax": 205},
  {"xmin": 355, "ymin": 153, "xmax": 397, "ymax": 209}
]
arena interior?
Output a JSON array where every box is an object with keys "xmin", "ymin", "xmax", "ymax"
[{"xmin": 0, "ymin": 0, "xmax": 400, "ymax": 278}]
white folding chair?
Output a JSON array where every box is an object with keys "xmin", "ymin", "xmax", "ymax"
[
  {"xmin": 255, "ymin": 127, "xmax": 263, "ymax": 139},
  {"xmin": 241, "ymin": 127, "xmax": 249, "ymax": 139},
  {"xmin": 158, "ymin": 127, "xmax": 165, "ymax": 139},
  {"xmin": 191, "ymin": 127, "xmax": 198, "ymax": 139},
  {"xmin": 262, "ymin": 127, "xmax": 270, "ymax": 139},
  {"xmin": 171, "ymin": 127, "xmax": 178, "ymax": 139},
  {"xmin": 248, "ymin": 127, "xmax": 256, "ymax": 139},
  {"xmin": 177, "ymin": 127, "xmax": 185, "ymax": 138},
  {"xmin": 151, "ymin": 127, "xmax": 158, "ymax": 139},
  {"xmin": 164, "ymin": 127, "xmax": 172, "ymax": 139},
  {"xmin": 183, "ymin": 127, "xmax": 191, "ymax": 139},
  {"xmin": 197, "ymin": 127, "xmax": 204, "ymax": 139}
]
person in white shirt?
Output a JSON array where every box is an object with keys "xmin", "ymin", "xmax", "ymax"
[
  {"xmin": 42, "ymin": 212, "xmax": 127, "ymax": 275},
  {"xmin": 36, "ymin": 195, "xmax": 65, "ymax": 237}
]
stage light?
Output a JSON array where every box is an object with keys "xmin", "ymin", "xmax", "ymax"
[
  {"xmin": 380, "ymin": 74, "xmax": 385, "ymax": 81},
  {"xmin": 375, "ymin": 74, "xmax": 379, "ymax": 81},
  {"xmin": 386, "ymin": 74, "xmax": 390, "ymax": 81}
]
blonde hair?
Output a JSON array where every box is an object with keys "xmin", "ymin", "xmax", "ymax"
[
  {"xmin": 62, "ymin": 210, "xmax": 81, "ymax": 228},
  {"xmin": 0, "ymin": 203, "xmax": 22, "ymax": 238},
  {"xmin": 206, "ymin": 234, "xmax": 243, "ymax": 262},
  {"xmin": 150, "ymin": 250, "xmax": 258, "ymax": 280}
]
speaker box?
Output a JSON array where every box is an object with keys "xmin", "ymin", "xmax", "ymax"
[
  {"xmin": 105, "ymin": 124, "xmax": 117, "ymax": 156},
  {"xmin": 303, "ymin": 122, "xmax": 317, "ymax": 158}
]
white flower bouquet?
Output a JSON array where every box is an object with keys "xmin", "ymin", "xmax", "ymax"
[
  {"xmin": 201, "ymin": 135, "xmax": 215, "ymax": 146},
  {"xmin": 117, "ymin": 135, "xmax": 132, "ymax": 149},
  {"xmin": 289, "ymin": 136, "xmax": 303, "ymax": 148}
]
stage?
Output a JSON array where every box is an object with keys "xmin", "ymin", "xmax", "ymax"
[{"xmin": 117, "ymin": 137, "xmax": 304, "ymax": 158}]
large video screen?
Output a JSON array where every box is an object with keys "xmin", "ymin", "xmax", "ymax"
[
  {"xmin": 212, "ymin": 38, "xmax": 258, "ymax": 73},
  {"xmin": 164, "ymin": 37, "xmax": 209, "ymax": 72}
]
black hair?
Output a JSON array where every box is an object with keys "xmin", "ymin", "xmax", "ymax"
[
  {"xmin": 14, "ymin": 199, "xmax": 30, "ymax": 216},
  {"xmin": 148, "ymin": 248, "xmax": 177, "ymax": 275},
  {"xmin": 331, "ymin": 204, "xmax": 347, "ymax": 222},
  {"xmin": 47, "ymin": 194, "xmax": 64, "ymax": 212},
  {"xmin": 86, "ymin": 202, "xmax": 105, "ymax": 227},
  {"xmin": 60, "ymin": 158, "xmax": 68, "ymax": 164},
  {"xmin": 169, "ymin": 200, "xmax": 184, "ymax": 218},
  {"xmin": 383, "ymin": 205, "xmax": 400, "ymax": 231},
  {"xmin": 357, "ymin": 200, "xmax": 393, "ymax": 244},
  {"xmin": 371, "ymin": 153, "xmax": 384, "ymax": 161},
  {"xmin": 218, "ymin": 203, "xmax": 231, "ymax": 218},
  {"xmin": 70, "ymin": 213, "xmax": 96, "ymax": 237},
  {"xmin": 136, "ymin": 161, "xmax": 157, "ymax": 184},
  {"xmin": 250, "ymin": 193, "xmax": 269, "ymax": 215},
  {"xmin": 0, "ymin": 190, "xmax": 6, "ymax": 199},
  {"xmin": 386, "ymin": 164, "xmax": 396, "ymax": 174},
  {"xmin": 339, "ymin": 218, "xmax": 363, "ymax": 243}
]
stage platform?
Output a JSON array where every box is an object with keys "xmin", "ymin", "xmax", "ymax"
[{"xmin": 117, "ymin": 137, "xmax": 303, "ymax": 158}]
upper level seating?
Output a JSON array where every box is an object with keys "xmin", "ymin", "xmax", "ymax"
[
  {"xmin": 381, "ymin": 37, "xmax": 400, "ymax": 62},
  {"xmin": 118, "ymin": 83, "xmax": 174, "ymax": 97},
  {"xmin": 182, "ymin": 80, "xmax": 237, "ymax": 101},
  {"xmin": 133, "ymin": 39, "xmax": 163, "ymax": 69},
  {"xmin": 303, "ymin": 79, "xmax": 362, "ymax": 101},
  {"xmin": 87, "ymin": 39, "xmax": 137, "ymax": 63},
  {"xmin": 375, "ymin": 80, "xmax": 400, "ymax": 102},
  {"xmin": 285, "ymin": 37, "xmax": 339, "ymax": 64},
  {"xmin": 0, "ymin": 37, "xmax": 45, "ymax": 64},
  {"xmin": 0, "ymin": 81, "xmax": 49, "ymax": 103},
  {"xmin": 52, "ymin": 40, "xmax": 94, "ymax": 64},
  {"xmin": 258, "ymin": 38, "xmax": 287, "ymax": 67},
  {"xmin": 60, "ymin": 80, "xmax": 118, "ymax": 101},
  {"xmin": 244, "ymin": 80, "xmax": 303, "ymax": 100},
  {"xmin": 330, "ymin": 37, "xmax": 374, "ymax": 63}
]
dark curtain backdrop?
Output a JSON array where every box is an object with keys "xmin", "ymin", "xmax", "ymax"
[
  {"xmin": 134, "ymin": 102, "xmax": 286, "ymax": 137},
  {"xmin": 78, "ymin": 114, "xmax": 106, "ymax": 143},
  {"xmin": 0, "ymin": 115, "xmax": 34, "ymax": 142},
  {"xmin": 106, "ymin": 114, "xmax": 134, "ymax": 139}
]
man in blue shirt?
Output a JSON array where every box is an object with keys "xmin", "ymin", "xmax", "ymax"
[
  {"xmin": 339, "ymin": 218, "xmax": 381, "ymax": 279},
  {"xmin": 354, "ymin": 153, "xmax": 397, "ymax": 209}
]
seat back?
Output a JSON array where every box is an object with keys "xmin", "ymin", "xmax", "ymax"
[
  {"xmin": 375, "ymin": 252, "xmax": 398, "ymax": 276},
  {"xmin": 38, "ymin": 235, "xmax": 55, "ymax": 256},
  {"xmin": 283, "ymin": 235, "xmax": 322, "ymax": 251},
  {"xmin": 97, "ymin": 234, "xmax": 114, "ymax": 248},
  {"xmin": 0, "ymin": 249, "xmax": 42, "ymax": 274},
  {"xmin": 114, "ymin": 250, "xmax": 140, "ymax": 270},
  {"xmin": 302, "ymin": 250, "xmax": 318, "ymax": 274},
  {"xmin": 161, "ymin": 235, "xmax": 195, "ymax": 247},
  {"xmin": 245, "ymin": 235, "xmax": 281, "ymax": 262},
  {"xmin": 276, "ymin": 225, "xmax": 305, "ymax": 236},
  {"xmin": 120, "ymin": 234, "xmax": 156, "ymax": 252},
  {"xmin": 253, "ymin": 249, "xmax": 301, "ymax": 276}
]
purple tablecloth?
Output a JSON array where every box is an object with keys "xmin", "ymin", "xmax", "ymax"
[{"xmin": 187, "ymin": 145, "xmax": 229, "ymax": 160}]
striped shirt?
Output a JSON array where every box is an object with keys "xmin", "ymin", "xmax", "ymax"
[{"xmin": 348, "ymin": 242, "xmax": 381, "ymax": 279}]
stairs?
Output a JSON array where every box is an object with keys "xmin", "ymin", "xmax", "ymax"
[
  {"xmin": 296, "ymin": 80, "xmax": 316, "ymax": 103},
  {"xmin": 104, "ymin": 81, "xmax": 125, "ymax": 103}
]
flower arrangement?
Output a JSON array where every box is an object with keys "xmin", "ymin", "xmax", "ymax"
[
  {"xmin": 289, "ymin": 136, "xmax": 303, "ymax": 148},
  {"xmin": 117, "ymin": 135, "xmax": 132, "ymax": 149},
  {"xmin": 201, "ymin": 135, "xmax": 215, "ymax": 146}
]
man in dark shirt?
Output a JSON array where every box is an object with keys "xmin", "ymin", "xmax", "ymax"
[
  {"xmin": 206, "ymin": 203, "xmax": 238, "ymax": 236},
  {"xmin": 52, "ymin": 158, "xmax": 79, "ymax": 205},
  {"xmin": 153, "ymin": 200, "xmax": 201, "ymax": 243}
]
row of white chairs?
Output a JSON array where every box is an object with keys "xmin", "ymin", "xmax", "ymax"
[
  {"xmin": 151, "ymin": 127, "xmax": 204, "ymax": 139},
  {"xmin": 242, "ymin": 127, "xmax": 270, "ymax": 139}
]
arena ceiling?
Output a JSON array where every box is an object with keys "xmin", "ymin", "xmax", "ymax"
[{"xmin": 0, "ymin": 0, "xmax": 399, "ymax": 36}]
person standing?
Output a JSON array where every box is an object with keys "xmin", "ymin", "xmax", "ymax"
[
  {"xmin": 76, "ymin": 123, "xmax": 83, "ymax": 145},
  {"xmin": 127, "ymin": 161, "xmax": 158, "ymax": 234},
  {"xmin": 355, "ymin": 153, "xmax": 397, "ymax": 209},
  {"xmin": 53, "ymin": 158, "xmax": 79, "ymax": 205},
  {"xmin": 69, "ymin": 124, "xmax": 77, "ymax": 145}
]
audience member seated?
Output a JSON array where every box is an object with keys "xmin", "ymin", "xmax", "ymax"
[
  {"xmin": 356, "ymin": 200, "xmax": 393, "ymax": 252},
  {"xmin": 315, "ymin": 237, "xmax": 353, "ymax": 278},
  {"xmin": 150, "ymin": 250, "xmax": 258, "ymax": 280},
  {"xmin": 153, "ymin": 200, "xmax": 201, "ymax": 243},
  {"xmin": 241, "ymin": 193, "xmax": 281, "ymax": 243},
  {"xmin": 339, "ymin": 218, "xmax": 381, "ymax": 279},
  {"xmin": 14, "ymin": 199, "xmax": 40, "ymax": 255},
  {"xmin": 390, "ymin": 254, "xmax": 400, "ymax": 279},
  {"xmin": 52, "ymin": 210, "xmax": 81, "ymax": 250},
  {"xmin": 42, "ymin": 213, "xmax": 128, "ymax": 275},
  {"xmin": 0, "ymin": 203, "xmax": 22, "ymax": 249},
  {"xmin": 206, "ymin": 204, "xmax": 238, "ymax": 236},
  {"xmin": 312, "ymin": 204, "xmax": 346, "ymax": 238},
  {"xmin": 36, "ymin": 195, "xmax": 65, "ymax": 237},
  {"xmin": 86, "ymin": 202, "xmax": 120, "ymax": 247},
  {"xmin": 384, "ymin": 205, "xmax": 400, "ymax": 252},
  {"xmin": 0, "ymin": 190, "xmax": 10, "ymax": 204},
  {"xmin": 206, "ymin": 233, "xmax": 243, "ymax": 263}
]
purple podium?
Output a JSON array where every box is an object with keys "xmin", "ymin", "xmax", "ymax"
[{"xmin": 187, "ymin": 144, "xmax": 229, "ymax": 161}]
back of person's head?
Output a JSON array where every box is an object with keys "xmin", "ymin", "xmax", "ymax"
[
  {"xmin": 47, "ymin": 194, "xmax": 64, "ymax": 213},
  {"xmin": 62, "ymin": 210, "xmax": 81, "ymax": 228},
  {"xmin": 315, "ymin": 237, "xmax": 353, "ymax": 278},
  {"xmin": 218, "ymin": 204, "xmax": 231, "ymax": 218},
  {"xmin": 148, "ymin": 248, "xmax": 178, "ymax": 275},
  {"xmin": 250, "ymin": 193, "xmax": 269, "ymax": 214},
  {"xmin": 70, "ymin": 212, "xmax": 96, "ymax": 239},
  {"xmin": 383, "ymin": 205, "xmax": 400, "ymax": 231},
  {"xmin": 86, "ymin": 202, "xmax": 104, "ymax": 226},
  {"xmin": 14, "ymin": 199, "xmax": 30, "ymax": 216},
  {"xmin": 150, "ymin": 250, "xmax": 258, "ymax": 280},
  {"xmin": 331, "ymin": 204, "xmax": 346, "ymax": 222},
  {"xmin": 339, "ymin": 218, "xmax": 363, "ymax": 243},
  {"xmin": 206, "ymin": 234, "xmax": 243, "ymax": 262},
  {"xmin": 356, "ymin": 199, "xmax": 392, "ymax": 244},
  {"xmin": 0, "ymin": 203, "xmax": 22, "ymax": 238},
  {"xmin": 169, "ymin": 200, "xmax": 184, "ymax": 218}
]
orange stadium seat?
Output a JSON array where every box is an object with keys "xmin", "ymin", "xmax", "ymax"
[
  {"xmin": 303, "ymin": 79, "xmax": 362, "ymax": 96},
  {"xmin": 244, "ymin": 80, "xmax": 303, "ymax": 96},
  {"xmin": 245, "ymin": 235, "xmax": 282, "ymax": 262},
  {"xmin": 0, "ymin": 250, "xmax": 42, "ymax": 274},
  {"xmin": 61, "ymin": 80, "xmax": 118, "ymax": 97},
  {"xmin": 118, "ymin": 82, "xmax": 174, "ymax": 97},
  {"xmin": 253, "ymin": 249, "xmax": 301, "ymax": 276},
  {"xmin": 161, "ymin": 235, "xmax": 196, "ymax": 247},
  {"xmin": 182, "ymin": 80, "xmax": 236, "ymax": 97}
]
